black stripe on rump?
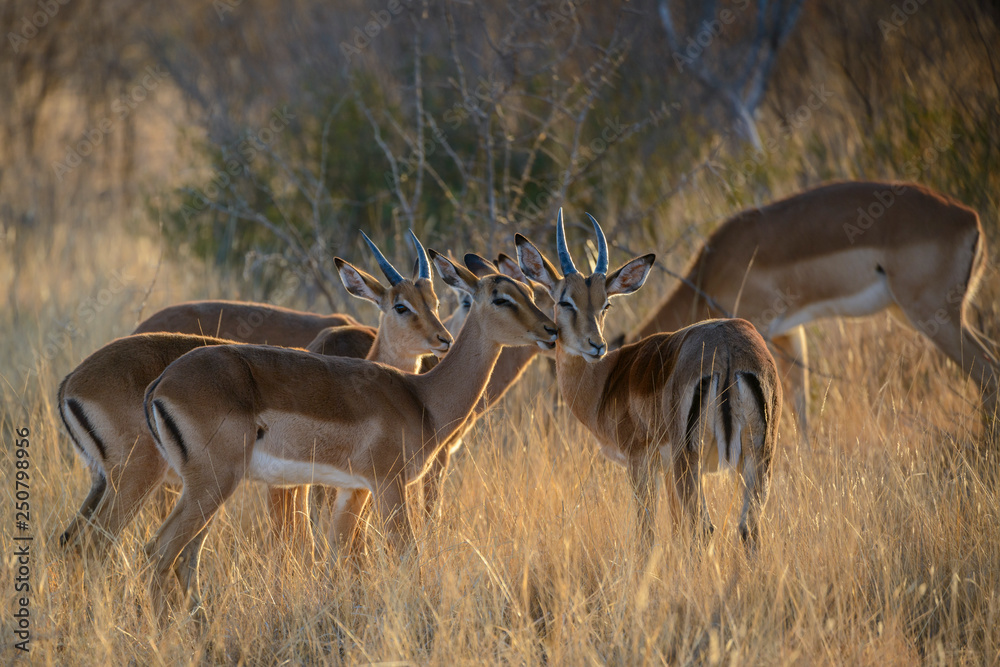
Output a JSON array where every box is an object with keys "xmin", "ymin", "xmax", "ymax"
[
  {"xmin": 687, "ymin": 375, "xmax": 713, "ymax": 451},
  {"xmin": 153, "ymin": 399, "xmax": 189, "ymax": 464},
  {"xmin": 66, "ymin": 398, "xmax": 107, "ymax": 461},
  {"xmin": 741, "ymin": 372, "xmax": 769, "ymax": 435}
]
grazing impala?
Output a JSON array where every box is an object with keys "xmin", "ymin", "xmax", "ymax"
[
  {"xmin": 623, "ymin": 181, "xmax": 998, "ymax": 444},
  {"xmin": 142, "ymin": 252, "xmax": 557, "ymax": 618},
  {"xmin": 59, "ymin": 231, "xmax": 448, "ymax": 558},
  {"xmin": 517, "ymin": 211, "xmax": 781, "ymax": 547}
]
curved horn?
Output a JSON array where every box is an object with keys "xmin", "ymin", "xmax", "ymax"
[
  {"xmin": 586, "ymin": 212, "xmax": 608, "ymax": 275},
  {"xmin": 360, "ymin": 230, "xmax": 404, "ymax": 286},
  {"xmin": 408, "ymin": 229, "xmax": 431, "ymax": 280},
  {"xmin": 555, "ymin": 208, "xmax": 578, "ymax": 276}
]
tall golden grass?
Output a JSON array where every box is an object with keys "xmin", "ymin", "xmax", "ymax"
[{"xmin": 2, "ymin": 209, "xmax": 999, "ymax": 665}]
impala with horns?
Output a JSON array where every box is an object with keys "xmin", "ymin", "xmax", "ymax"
[
  {"xmin": 59, "ymin": 231, "xmax": 448, "ymax": 559},
  {"xmin": 517, "ymin": 211, "xmax": 781, "ymax": 547},
  {"xmin": 142, "ymin": 252, "xmax": 557, "ymax": 619},
  {"xmin": 267, "ymin": 230, "xmax": 452, "ymax": 552},
  {"xmin": 332, "ymin": 253, "xmax": 557, "ymax": 548},
  {"xmin": 622, "ymin": 181, "xmax": 998, "ymax": 445}
]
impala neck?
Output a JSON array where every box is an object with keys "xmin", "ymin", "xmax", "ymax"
[
  {"xmin": 415, "ymin": 309, "xmax": 503, "ymax": 440},
  {"xmin": 474, "ymin": 344, "xmax": 541, "ymax": 416},
  {"xmin": 367, "ymin": 327, "xmax": 422, "ymax": 373},
  {"xmin": 554, "ymin": 344, "xmax": 613, "ymax": 433}
]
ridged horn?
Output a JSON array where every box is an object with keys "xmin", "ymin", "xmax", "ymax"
[
  {"xmin": 361, "ymin": 230, "xmax": 404, "ymax": 286},
  {"xmin": 555, "ymin": 208, "xmax": 578, "ymax": 276},
  {"xmin": 408, "ymin": 229, "xmax": 431, "ymax": 280},
  {"xmin": 586, "ymin": 212, "xmax": 608, "ymax": 275}
]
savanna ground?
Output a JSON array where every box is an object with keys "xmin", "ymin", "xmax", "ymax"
[{"xmin": 3, "ymin": 0, "xmax": 1000, "ymax": 664}]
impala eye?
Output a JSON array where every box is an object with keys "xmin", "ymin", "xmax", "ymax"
[
  {"xmin": 558, "ymin": 301, "xmax": 575, "ymax": 312},
  {"xmin": 394, "ymin": 304, "xmax": 410, "ymax": 314},
  {"xmin": 492, "ymin": 297, "xmax": 514, "ymax": 308}
]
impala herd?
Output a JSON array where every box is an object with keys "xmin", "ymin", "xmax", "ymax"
[{"xmin": 57, "ymin": 181, "xmax": 998, "ymax": 622}]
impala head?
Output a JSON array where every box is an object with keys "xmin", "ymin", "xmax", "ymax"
[
  {"xmin": 515, "ymin": 209, "xmax": 654, "ymax": 362},
  {"xmin": 335, "ymin": 230, "xmax": 453, "ymax": 358},
  {"xmin": 428, "ymin": 250, "xmax": 558, "ymax": 351}
]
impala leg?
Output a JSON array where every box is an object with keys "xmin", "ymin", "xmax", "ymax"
[
  {"xmin": 924, "ymin": 319, "xmax": 999, "ymax": 449},
  {"xmin": 421, "ymin": 445, "xmax": 452, "ymax": 520},
  {"xmin": 60, "ymin": 469, "xmax": 107, "ymax": 551},
  {"xmin": 627, "ymin": 457, "xmax": 658, "ymax": 549},
  {"xmin": 330, "ymin": 488, "xmax": 371, "ymax": 557},
  {"xmin": 672, "ymin": 448, "xmax": 713, "ymax": 540},
  {"xmin": 144, "ymin": 477, "xmax": 236, "ymax": 622},
  {"xmin": 737, "ymin": 429, "xmax": 772, "ymax": 551},
  {"xmin": 86, "ymin": 450, "xmax": 169, "ymax": 556},
  {"xmin": 267, "ymin": 485, "xmax": 316, "ymax": 562},
  {"xmin": 770, "ymin": 328, "xmax": 809, "ymax": 446},
  {"xmin": 896, "ymin": 283, "xmax": 999, "ymax": 449},
  {"xmin": 371, "ymin": 475, "xmax": 414, "ymax": 557}
]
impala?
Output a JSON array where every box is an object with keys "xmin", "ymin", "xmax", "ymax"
[
  {"xmin": 623, "ymin": 181, "xmax": 998, "ymax": 444},
  {"xmin": 517, "ymin": 211, "xmax": 781, "ymax": 546},
  {"xmin": 59, "ymin": 231, "xmax": 448, "ymax": 558},
  {"xmin": 142, "ymin": 252, "xmax": 557, "ymax": 617},
  {"xmin": 327, "ymin": 253, "xmax": 557, "ymax": 550},
  {"xmin": 134, "ymin": 300, "xmax": 361, "ymax": 347},
  {"xmin": 267, "ymin": 231, "xmax": 452, "ymax": 550}
]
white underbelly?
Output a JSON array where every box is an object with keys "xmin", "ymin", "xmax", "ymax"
[
  {"xmin": 768, "ymin": 277, "xmax": 892, "ymax": 338},
  {"xmin": 247, "ymin": 449, "xmax": 370, "ymax": 490}
]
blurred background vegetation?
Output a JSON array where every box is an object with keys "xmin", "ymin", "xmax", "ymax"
[
  {"xmin": 3, "ymin": 4, "xmax": 1000, "ymax": 661},
  {"xmin": 3, "ymin": 0, "xmax": 999, "ymax": 314}
]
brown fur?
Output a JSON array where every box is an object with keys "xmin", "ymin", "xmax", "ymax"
[
  {"xmin": 142, "ymin": 260, "xmax": 556, "ymax": 620},
  {"xmin": 630, "ymin": 181, "xmax": 997, "ymax": 445},
  {"xmin": 134, "ymin": 299, "xmax": 360, "ymax": 347},
  {"xmin": 518, "ymin": 218, "xmax": 781, "ymax": 547}
]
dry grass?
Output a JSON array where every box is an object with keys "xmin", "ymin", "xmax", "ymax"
[{"xmin": 2, "ymin": 219, "xmax": 999, "ymax": 666}]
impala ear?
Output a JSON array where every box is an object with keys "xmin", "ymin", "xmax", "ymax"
[
  {"xmin": 429, "ymin": 248, "xmax": 479, "ymax": 293},
  {"xmin": 464, "ymin": 253, "xmax": 498, "ymax": 278},
  {"xmin": 515, "ymin": 234, "xmax": 560, "ymax": 292},
  {"xmin": 495, "ymin": 252, "xmax": 529, "ymax": 283},
  {"xmin": 606, "ymin": 253, "xmax": 655, "ymax": 298},
  {"xmin": 336, "ymin": 257, "xmax": 387, "ymax": 305}
]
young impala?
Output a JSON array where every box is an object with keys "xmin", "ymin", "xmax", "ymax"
[
  {"xmin": 623, "ymin": 181, "xmax": 998, "ymax": 445},
  {"xmin": 142, "ymin": 252, "xmax": 557, "ymax": 618},
  {"xmin": 58, "ymin": 231, "xmax": 448, "ymax": 558},
  {"xmin": 517, "ymin": 211, "xmax": 781, "ymax": 547}
]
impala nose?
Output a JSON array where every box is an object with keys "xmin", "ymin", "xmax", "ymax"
[
  {"xmin": 432, "ymin": 334, "xmax": 452, "ymax": 357},
  {"xmin": 588, "ymin": 339, "xmax": 606, "ymax": 358},
  {"xmin": 544, "ymin": 325, "xmax": 558, "ymax": 339}
]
